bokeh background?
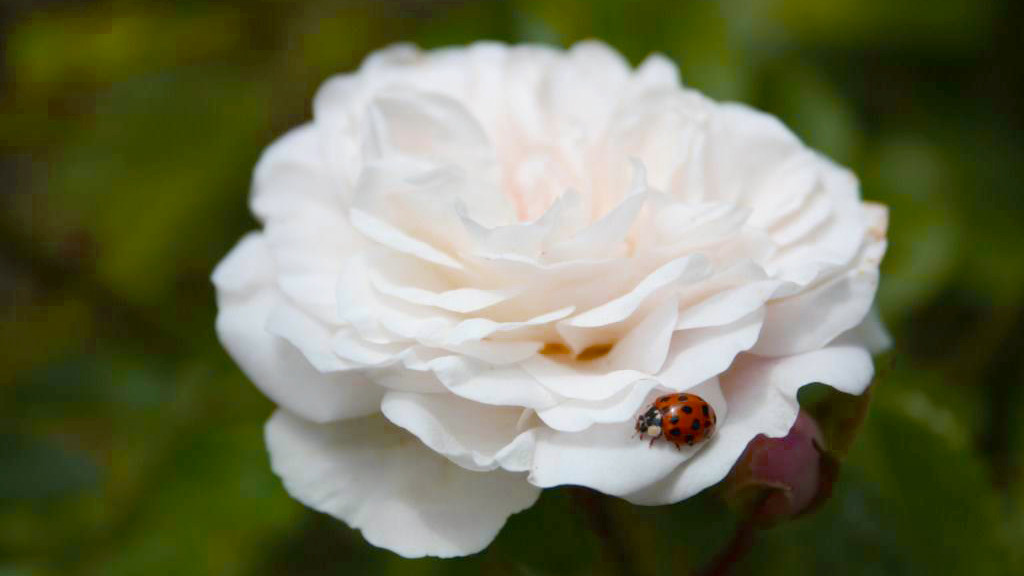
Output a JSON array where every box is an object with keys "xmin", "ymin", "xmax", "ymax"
[{"xmin": 2, "ymin": 0, "xmax": 1022, "ymax": 574}]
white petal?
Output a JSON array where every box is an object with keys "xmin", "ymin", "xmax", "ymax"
[
  {"xmin": 265, "ymin": 301, "xmax": 353, "ymax": 373},
  {"xmin": 633, "ymin": 52, "xmax": 680, "ymax": 90},
  {"xmin": 628, "ymin": 345, "xmax": 873, "ymax": 505},
  {"xmin": 364, "ymin": 352, "xmax": 449, "ymax": 394},
  {"xmin": 351, "ymin": 159, "xmax": 487, "ymax": 251},
  {"xmin": 442, "ymin": 306, "xmax": 575, "ymax": 346},
  {"xmin": 566, "ymin": 254, "xmax": 709, "ymax": 328},
  {"xmin": 606, "ymin": 89, "xmax": 709, "ymax": 195},
  {"xmin": 601, "ymin": 299, "xmax": 680, "ymax": 373},
  {"xmin": 381, "ymin": 392, "xmax": 535, "ymax": 472},
  {"xmin": 334, "ymin": 255, "xmax": 395, "ymax": 342},
  {"xmin": 217, "ymin": 291, "xmax": 383, "ymax": 423},
  {"xmin": 458, "ymin": 191, "xmax": 581, "ymax": 256},
  {"xmin": 705, "ymin": 102, "xmax": 805, "ymax": 204},
  {"xmin": 770, "ymin": 187, "xmax": 831, "ymax": 247},
  {"xmin": 537, "ymin": 377, "xmax": 662, "ymax": 432},
  {"xmin": 543, "ymin": 189, "xmax": 649, "ymax": 261},
  {"xmin": 530, "ymin": 305, "xmax": 687, "ymax": 408},
  {"xmin": 349, "ymin": 208, "xmax": 464, "ymax": 270},
  {"xmin": 330, "ymin": 329, "xmax": 408, "ymax": 367},
  {"xmin": 749, "ymin": 345, "xmax": 876, "ymax": 397},
  {"xmin": 625, "ymin": 416, "xmax": 753, "ymax": 505},
  {"xmin": 753, "ymin": 239, "xmax": 884, "ymax": 357},
  {"xmin": 657, "ymin": 309, "xmax": 766, "ymax": 391},
  {"xmin": 277, "ymin": 273, "xmax": 342, "ymax": 325},
  {"xmin": 676, "ymin": 276, "xmax": 782, "ymax": 330},
  {"xmin": 363, "ymin": 91, "xmax": 492, "ymax": 167},
  {"xmin": 250, "ymin": 124, "xmax": 346, "ymax": 222},
  {"xmin": 651, "ymin": 201, "xmax": 749, "ymax": 247},
  {"xmin": 503, "ymin": 301, "xmax": 676, "ymax": 407},
  {"xmin": 263, "ymin": 205, "xmax": 361, "ymax": 279},
  {"xmin": 214, "ymin": 234, "xmax": 382, "ymax": 422},
  {"xmin": 746, "ymin": 151, "xmax": 820, "ymax": 229},
  {"xmin": 529, "ymin": 379, "xmax": 725, "ymax": 496},
  {"xmin": 369, "ymin": 270, "xmax": 510, "ymax": 313},
  {"xmin": 359, "ymin": 42, "xmax": 421, "ymax": 73},
  {"xmin": 544, "ymin": 40, "xmax": 631, "ymax": 135},
  {"xmin": 443, "ymin": 339, "xmax": 543, "ymax": 365},
  {"xmin": 835, "ymin": 305, "xmax": 892, "ymax": 354},
  {"xmin": 522, "ymin": 355, "xmax": 651, "ymax": 402},
  {"xmin": 211, "ymin": 232, "xmax": 274, "ymax": 295},
  {"xmin": 428, "ymin": 356, "xmax": 558, "ymax": 410},
  {"xmin": 768, "ymin": 163, "xmax": 870, "ymax": 285},
  {"xmin": 266, "ymin": 411, "xmax": 540, "ymax": 558}
]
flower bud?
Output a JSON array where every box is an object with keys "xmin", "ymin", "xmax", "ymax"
[{"xmin": 723, "ymin": 410, "xmax": 838, "ymax": 526}]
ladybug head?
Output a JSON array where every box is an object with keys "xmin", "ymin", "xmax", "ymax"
[{"xmin": 634, "ymin": 406, "xmax": 663, "ymax": 437}]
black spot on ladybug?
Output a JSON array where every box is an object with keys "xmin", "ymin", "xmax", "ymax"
[
  {"xmin": 670, "ymin": 428, "xmax": 681, "ymax": 437},
  {"xmin": 682, "ymin": 405, "xmax": 692, "ymax": 414},
  {"xmin": 692, "ymin": 419, "xmax": 701, "ymax": 430},
  {"xmin": 685, "ymin": 435, "xmax": 694, "ymax": 444},
  {"xmin": 658, "ymin": 395, "xmax": 670, "ymax": 403},
  {"xmin": 670, "ymin": 416, "xmax": 679, "ymax": 424},
  {"xmin": 702, "ymin": 405, "xmax": 709, "ymax": 417},
  {"xmin": 678, "ymin": 395, "xmax": 688, "ymax": 401}
]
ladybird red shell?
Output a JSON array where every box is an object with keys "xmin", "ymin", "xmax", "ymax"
[{"xmin": 646, "ymin": 393, "xmax": 717, "ymax": 448}]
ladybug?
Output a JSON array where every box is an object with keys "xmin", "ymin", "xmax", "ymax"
[{"xmin": 634, "ymin": 393, "xmax": 717, "ymax": 449}]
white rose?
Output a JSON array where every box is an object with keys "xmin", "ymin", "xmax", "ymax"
[{"xmin": 213, "ymin": 40, "xmax": 888, "ymax": 558}]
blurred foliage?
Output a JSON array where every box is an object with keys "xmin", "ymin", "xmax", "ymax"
[{"xmin": 1, "ymin": 0, "xmax": 1022, "ymax": 574}]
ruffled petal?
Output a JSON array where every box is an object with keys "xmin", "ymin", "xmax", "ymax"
[
  {"xmin": 265, "ymin": 300, "xmax": 353, "ymax": 373},
  {"xmin": 211, "ymin": 232, "xmax": 274, "ymax": 295},
  {"xmin": 215, "ymin": 41, "xmax": 890, "ymax": 538},
  {"xmin": 558, "ymin": 254, "xmax": 709, "ymax": 352},
  {"xmin": 363, "ymin": 91, "xmax": 492, "ymax": 167},
  {"xmin": 250, "ymin": 123, "xmax": 345, "ymax": 222},
  {"xmin": 627, "ymin": 345, "xmax": 873, "ymax": 505},
  {"xmin": 753, "ymin": 238, "xmax": 885, "ymax": 356},
  {"xmin": 537, "ymin": 377, "xmax": 663, "ymax": 433},
  {"xmin": 529, "ymin": 379, "xmax": 725, "ymax": 496},
  {"xmin": 705, "ymin": 102, "xmax": 805, "ymax": 204},
  {"xmin": 349, "ymin": 208, "xmax": 464, "ymax": 270},
  {"xmin": 214, "ymin": 235, "xmax": 383, "ymax": 422},
  {"xmin": 266, "ymin": 411, "xmax": 540, "ymax": 558},
  {"xmin": 657, "ymin": 308, "xmax": 765, "ymax": 391},
  {"xmin": 429, "ymin": 356, "xmax": 559, "ymax": 410},
  {"xmin": 381, "ymin": 391, "xmax": 536, "ymax": 472},
  {"xmin": 522, "ymin": 356, "xmax": 648, "ymax": 402},
  {"xmin": 564, "ymin": 254, "xmax": 709, "ymax": 329}
]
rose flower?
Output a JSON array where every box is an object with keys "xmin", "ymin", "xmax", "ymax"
[{"xmin": 212, "ymin": 41, "xmax": 888, "ymax": 558}]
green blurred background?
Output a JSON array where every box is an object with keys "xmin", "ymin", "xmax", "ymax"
[{"xmin": 1, "ymin": 0, "xmax": 1022, "ymax": 574}]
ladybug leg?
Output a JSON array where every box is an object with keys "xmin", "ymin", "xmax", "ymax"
[
  {"xmin": 674, "ymin": 442, "xmax": 681, "ymax": 452},
  {"xmin": 648, "ymin": 437, "xmax": 656, "ymax": 448}
]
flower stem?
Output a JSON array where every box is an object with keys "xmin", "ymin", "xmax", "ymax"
[
  {"xmin": 698, "ymin": 515, "xmax": 759, "ymax": 576},
  {"xmin": 569, "ymin": 487, "xmax": 640, "ymax": 576}
]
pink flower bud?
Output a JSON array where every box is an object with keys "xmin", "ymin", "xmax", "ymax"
[{"xmin": 724, "ymin": 410, "xmax": 837, "ymax": 525}]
